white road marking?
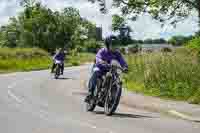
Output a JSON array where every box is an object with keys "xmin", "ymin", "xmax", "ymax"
[
  {"xmin": 7, "ymin": 90, "xmax": 23, "ymax": 103},
  {"xmin": 8, "ymin": 84, "xmax": 17, "ymax": 89},
  {"xmin": 91, "ymin": 125, "xmax": 97, "ymax": 129},
  {"xmin": 168, "ymin": 110, "xmax": 200, "ymax": 122},
  {"xmin": 0, "ymin": 73, "xmax": 18, "ymax": 77},
  {"xmin": 7, "ymin": 78, "xmax": 32, "ymax": 89},
  {"xmin": 79, "ymin": 122, "xmax": 116, "ymax": 133},
  {"xmin": 168, "ymin": 110, "xmax": 191, "ymax": 120}
]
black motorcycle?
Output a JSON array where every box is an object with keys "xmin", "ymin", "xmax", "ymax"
[
  {"xmin": 54, "ymin": 60, "xmax": 62, "ymax": 79},
  {"xmin": 86, "ymin": 60, "xmax": 126, "ymax": 116}
]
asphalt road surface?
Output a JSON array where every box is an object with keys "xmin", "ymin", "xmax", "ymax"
[{"xmin": 0, "ymin": 65, "xmax": 199, "ymax": 133}]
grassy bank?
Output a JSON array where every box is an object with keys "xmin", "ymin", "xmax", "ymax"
[
  {"xmin": 0, "ymin": 48, "xmax": 51, "ymax": 73},
  {"xmin": 124, "ymin": 48, "xmax": 200, "ymax": 104},
  {"xmin": 0, "ymin": 48, "xmax": 95, "ymax": 73}
]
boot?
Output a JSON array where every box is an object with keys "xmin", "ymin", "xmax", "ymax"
[{"xmin": 84, "ymin": 92, "xmax": 92, "ymax": 103}]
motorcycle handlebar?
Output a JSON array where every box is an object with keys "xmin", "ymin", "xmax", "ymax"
[{"xmin": 98, "ymin": 62, "xmax": 128, "ymax": 73}]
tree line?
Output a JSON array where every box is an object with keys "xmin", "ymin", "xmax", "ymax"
[{"xmin": 0, "ymin": 0, "xmax": 101, "ymax": 53}]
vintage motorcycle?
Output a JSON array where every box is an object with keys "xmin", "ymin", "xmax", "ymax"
[
  {"xmin": 54, "ymin": 60, "xmax": 63, "ymax": 79},
  {"xmin": 86, "ymin": 60, "xmax": 127, "ymax": 116}
]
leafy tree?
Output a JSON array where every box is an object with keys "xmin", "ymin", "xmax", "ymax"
[
  {"xmin": 112, "ymin": 14, "xmax": 126, "ymax": 31},
  {"xmin": 112, "ymin": 14, "xmax": 133, "ymax": 45},
  {"xmin": 89, "ymin": 0, "xmax": 200, "ymax": 28},
  {"xmin": 0, "ymin": 0, "xmax": 99, "ymax": 53}
]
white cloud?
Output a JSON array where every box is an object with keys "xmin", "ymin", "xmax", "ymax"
[
  {"xmin": 129, "ymin": 13, "xmax": 199, "ymax": 40},
  {"xmin": 0, "ymin": 0, "xmax": 199, "ymax": 39},
  {"xmin": 0, "ymin": 0, "xmax": 21, "ymax": 24}
]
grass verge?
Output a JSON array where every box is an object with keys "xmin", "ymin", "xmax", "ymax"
[
  {"xmin": 0, "ymin": 48, "xmax": 95, "ymax": 73},
  {"xmin": 124, "ymin": 48, "xmax": 200, "ymax": 104},
  {"xmin": 0, "ymin": 48, "xmax": 51, "ymax": 73}
]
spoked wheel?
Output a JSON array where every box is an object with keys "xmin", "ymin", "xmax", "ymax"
[{"xmin": 104, "ymin": 83, "xmax": 122, "ymax": 116}]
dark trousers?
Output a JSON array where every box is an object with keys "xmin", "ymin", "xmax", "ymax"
[{"xmin": 88, "ymin": 70, "xmax": 101, "ymax": 95}]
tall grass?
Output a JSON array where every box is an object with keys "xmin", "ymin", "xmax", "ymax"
[
  {"xmin": 0, "ymin": 48, "xmax": 51, "ymax": 73},
  {"xmin": 124, "ymin": 48, "xmax": 200, "ymax": 104}
]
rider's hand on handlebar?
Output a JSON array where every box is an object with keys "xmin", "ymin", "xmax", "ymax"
[{"xmin": 123, "ymin": 67, "xmax": 128, "ymax": 73}]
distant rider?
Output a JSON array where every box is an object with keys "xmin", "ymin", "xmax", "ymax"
[{"xmin": 51, "ymin": 48, "xmax": 65, "ymax": 75}]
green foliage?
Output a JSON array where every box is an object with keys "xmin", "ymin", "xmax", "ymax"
[
  {"xmin": 188, "ymin": 89, "xmax": 200, "ymax": 104},
  {"xmin": 112, "ymin": 14, "xmax": 133, "ymax": 46},
  {"xmin": 168, "ymin": 35, "xmax": 193, "ymax": 46},
  {"xmin": 124, "ymin": 49, "xmax": 200, "ymax": 103},
  {"xmin": 83, "ymin": 39, "xmax": 102, "ymax": 52},
  {"xmin": 67, "ymin": 52, "xmax": 95, "ymax": 66},
  {"xmin": 112, "ymin": 14, "xmax": 126, "ymax": 31},
  {"xmin": 0, "ymin": 47, "xmax": 95, "ymax": 73},
  {"xmin": 186, "ymin": 36, "xmax": 200, "ymax": 54},
  {"xmin": 90, "ymin": 0, "xmax": 200, "ymax": 28},
  {"xmin": 186, "ymin": 36, "xmax": 200, "ymax": 61},
  {"xmin": 0, "ymin": 1, "xmax": 99, "ymax": 53},
  {"xmin": 114, "ymin": 0, "xmax": 200, "ymax": 25}
]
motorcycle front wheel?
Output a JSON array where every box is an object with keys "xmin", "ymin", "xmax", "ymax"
[{"xmin": 104, "ymin": 84, "xmax": 122, "ymax": 116}]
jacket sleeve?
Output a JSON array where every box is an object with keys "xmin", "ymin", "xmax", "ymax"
[
  {"xmin": 95, "ymin": 48, "xmax": 110, "ymax": 71},
  {"xmin": 96, "ymin": 48, "xmax": 105, "ymax": 63},
  {"xmin": 116, "ymin": 52, "xmax": 128, "ymax": 68},
  {"xmin": 53, "ymin": 53, "xmax": 57, "ymax": 60}
]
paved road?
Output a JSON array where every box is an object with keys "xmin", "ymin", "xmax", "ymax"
[{"xmin": 0, "ymin": 65, "xmax": 199, "ymax": 133}]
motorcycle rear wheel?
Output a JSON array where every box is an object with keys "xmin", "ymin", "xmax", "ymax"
[{"xmin": 54, "ymin": 65, "xmax": 60, "ymax": 79}]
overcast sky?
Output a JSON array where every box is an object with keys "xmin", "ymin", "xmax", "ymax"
[{"xmin": 0, "ymin": 0, "xmax": 199, "ymax": 39}]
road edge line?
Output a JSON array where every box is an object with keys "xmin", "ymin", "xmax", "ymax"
[{"xmin": 168, "ymin": 110, "xmax": 200, "ymax": 122}]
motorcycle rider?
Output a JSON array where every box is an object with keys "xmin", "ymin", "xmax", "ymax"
[
  {"xmin": 51, "ymin": 48, "xmax": 65, "ymax": 75},
  {"xmin": 85, "ymin": 35, "xmax": 128, "ymax": 103}
]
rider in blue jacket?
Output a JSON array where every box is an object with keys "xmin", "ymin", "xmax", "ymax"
[
  {"xmin": 85, "ymin": 35, "xmax": 128, "ymax": 103},
  {"xmin": 51, "ymin": 48, "xmax": 65, "ymax": 74}
]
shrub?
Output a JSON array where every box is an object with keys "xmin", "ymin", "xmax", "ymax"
[{"xmin": 186, "ymin": 36, "xmax": 200, "ymax": 58}]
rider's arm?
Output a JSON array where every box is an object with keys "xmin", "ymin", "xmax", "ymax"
[
  {"xmin": 96, "ymin": 48, "xmax": 107, "ymax": 64},
  {"xmin": 53, "ymin": 53, "xmax": 58, "ymax": 60},
  {"xmin": 115, "ymin": 51, "xmax": 128, "ymax": 69}
]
